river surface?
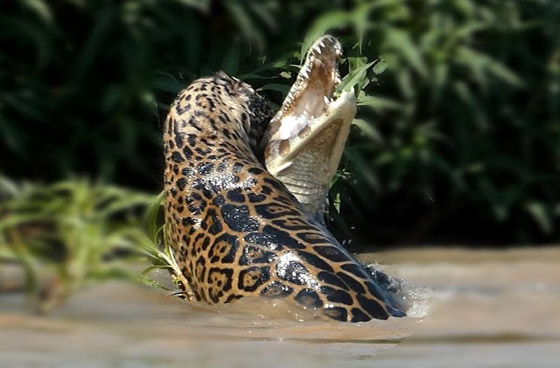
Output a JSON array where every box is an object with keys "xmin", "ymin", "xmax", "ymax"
[{"xmin": 1, "ymin": 247, "xmax": 559, "ymax": 367}]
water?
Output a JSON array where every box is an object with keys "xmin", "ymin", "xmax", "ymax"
[{"xmin": 1, "ymin": 247, "xmax": 559, "ymax": 367}]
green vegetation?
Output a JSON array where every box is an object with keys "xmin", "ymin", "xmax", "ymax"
[
  {"xmin": 0, "ymin": 177, "xmax": 154, "ymax": 311},
  {"xmin": 137, "ymin": 190, "xmax": 194, "ymax": 298},
  {"xmin": 0, "ymin": 178, "xmax": 189, "ymax": 310},
  {"xmin": 1, "ymin": 0, "xmax": 559, "ymax": 246}
]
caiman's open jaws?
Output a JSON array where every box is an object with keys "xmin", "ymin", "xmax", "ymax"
[{"xmin": 260, "ymin": 35, "xmax": 357, "ymax": 225}]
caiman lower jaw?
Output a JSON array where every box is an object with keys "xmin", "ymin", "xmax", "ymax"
[
  {"xmin": 268, "ymin": 90, "xmax": 356, "ymax": 171},
  {"xmin": 267, "ymin": 90, "xmax": 357, "ymax": 225}
]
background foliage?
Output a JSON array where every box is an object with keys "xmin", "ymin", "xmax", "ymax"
[{"xmin": 1, "ymin": 0, "xmax": 559, "ymax": 245}]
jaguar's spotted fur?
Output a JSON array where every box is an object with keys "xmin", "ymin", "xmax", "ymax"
[{"xmin": 163, "ymin": 72, "xmax": 406, "ymax": 322}]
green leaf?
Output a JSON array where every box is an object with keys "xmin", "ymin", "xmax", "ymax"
[
  {"xmin": 455, "ymin": 46, "xmax": 524, "ymax": 88},
  {"xmin": 151, "ymin": 72, "xmax": 186, "ymax": 94},
  {"xmin": 86, "ymin": 267, "xmax": 137, "ymax": 283},
  {"xmin": 352, "ymin": 118, "xmax": 384, "ymax": 144},
  {"xmin": 301, "ymin": 10, "xmax": 351, "ymax": 59},
  {"xmin": 145, "ymin": 191, "xmax": 165, "ymax": 242},
  {"xmin": 137, "ymin": 272, "xmax": 171, "ymax": 290},
  {"xmin": 352, "ymin": 3, "xmax": 371, "ymax": 53},
  {"xmin": 486, "ymin": 58, "xmax": 524, "ymax": 88},
  {"xmin": 525, "ymin": 202, "xmax": 553, "ymax": 234},
  {"xmin": 357, "ymin": 94, "xmax": 401, "ymax": 112},
  {"xmin": 258, "ymin": 83, "xmax": 290, "ymax": 96},
  {"xmin": 176, "ymin": 0, "xmax": 210, "ymax": 12},
  {"xmin": 372, "ymin": 60, "xmax": 388, "ymax": 75},
  {"xmin": 22, "ymin": 0, "xmax": 52, "ymax": 24},
  {"xmin": 247, "ymin": 1, "xmax": 278, "ymax": 31},
  {"xmin": 337, "ymin": 61, "xmax": 375, "ymax": 94},
  {"xmin": 385, "ymin": 28, "xmax": 428, "ymax": 79},
  {"xmin": 222, "ymin": 45, "xmax": 240, "ymax": 75},
  {"xmin": 237, "ymin": 73, "xmax": 275, "ymax": 81},
  {"xmin": 224, "ymin": 2, "xmax": 264, "ymax": 49}
]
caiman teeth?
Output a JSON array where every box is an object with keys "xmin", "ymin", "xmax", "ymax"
[
  {"xmin": 271, "ymin": 35, "xmax": 344, "ymax": 124},
  {"xmin": 335, "ymin": 71, "xmax": 341, "ymax": 84}
]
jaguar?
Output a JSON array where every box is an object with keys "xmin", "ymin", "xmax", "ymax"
[{"xmin": 162, "ymin": 37, "xmax": 406, "ymax": 322}]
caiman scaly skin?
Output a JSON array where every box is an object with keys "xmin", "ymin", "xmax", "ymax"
[
  {"xmin": 261, "ymin": 36, "xmax": 357, "ymax": 225},
  {"xmin": 162, "ymin": 72, "xmax": 406, "ymax": 322}
]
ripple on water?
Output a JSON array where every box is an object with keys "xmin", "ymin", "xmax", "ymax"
[
  {"xmin": 8, "ymin": 247, "xmax": 559, "ymax": 367},
  {"xmin": 0, "ymin": 278, "xmax": 430, "ymax": 368}
]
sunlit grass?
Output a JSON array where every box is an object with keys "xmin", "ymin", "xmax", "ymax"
[
  {"xmin": 0, "ymin": 177, "xmax": 155, "ymax": 312},
  {"xmin": 135, "ymin": 190, "xmax": 195, "ymax": 300}
]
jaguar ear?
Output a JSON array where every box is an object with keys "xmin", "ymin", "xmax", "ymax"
[
  {"xmin": 214, "ymin": 70, "xmax": 234, "ymax": 84},
  {"xmin": 214, "ymin": 71, "xmax": 254, "ymax": 96}
]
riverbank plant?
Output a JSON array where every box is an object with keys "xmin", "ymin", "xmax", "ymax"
[{"xmin": 0, "ymin": 177, "xmax": 154, "ymax": 312}]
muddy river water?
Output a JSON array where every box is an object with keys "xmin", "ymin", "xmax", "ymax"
[{"xmin": 1, "ymin": 247, "xmax": 559, "ymax": 367}]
